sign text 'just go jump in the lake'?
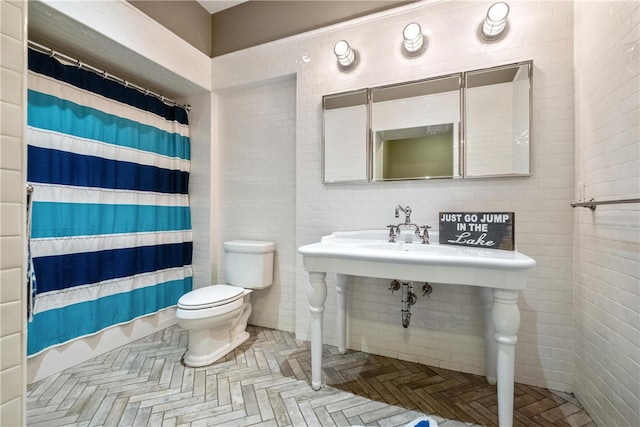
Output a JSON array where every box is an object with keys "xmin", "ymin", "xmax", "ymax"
[{"xmin": 439, "ymin": 212, "xmax": 515, "ymax": 250}]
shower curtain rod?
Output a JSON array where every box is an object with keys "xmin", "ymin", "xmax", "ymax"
[{"xmin": 28, "ymin": 40, "xmax": 190, "ymax": 112}]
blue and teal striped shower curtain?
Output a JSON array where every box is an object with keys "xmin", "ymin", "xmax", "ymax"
[{"xmin": 26, "ymin": 49, "xmax": 193, "ymax": 356}]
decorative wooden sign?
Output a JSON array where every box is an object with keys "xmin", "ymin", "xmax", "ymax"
[{"xmin": 439, "ymin": 212, "xmax": 515, "ymax": 250}]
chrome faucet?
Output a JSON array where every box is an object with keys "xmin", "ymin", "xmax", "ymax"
[
  {"xmin": 387, "ymin": 205, "xmax": 431, "ymax": 244},
  {"xmin": 395, "ymin": 205, "xmax": 412, "ymax": 224}
]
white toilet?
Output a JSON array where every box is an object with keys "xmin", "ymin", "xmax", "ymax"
[{"xmin": 176, "ymin": 240, "xmax": 275, "ymax": 367}]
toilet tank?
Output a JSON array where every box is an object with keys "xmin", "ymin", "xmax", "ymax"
[{"xmin": 223, "ymin": 240, "xmax": 275, "ymax": 289}]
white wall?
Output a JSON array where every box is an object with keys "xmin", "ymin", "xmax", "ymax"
[
  {"xmin": 213, "ymin": 76, "xmax": 297, "ymax": 331},
  {"xmin": 0, "ymin": 0, "xmax": 27, "ymax": 424},
  {"xmin": 213, "ymin": 0, "xmax": 577, "ymax": 392},
  {"xmin": 182, "ymin": 90, "xmax": 214, "ymax": 287},
  {"xmin": 573, "ymin": 1, "xmax": 640, "ymax": 426}
]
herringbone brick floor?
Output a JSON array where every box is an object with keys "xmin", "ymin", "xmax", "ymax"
[{"xmin": 26, "ymin": 325, "xmax": 594, "ymax": 427}]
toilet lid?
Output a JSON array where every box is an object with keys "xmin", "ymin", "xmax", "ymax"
[{"xmin": 178, "ymin": 285, "xmax": 244, "ymax": 310}]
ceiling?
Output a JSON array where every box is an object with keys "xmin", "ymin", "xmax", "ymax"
[
  {"xmin": 196, "ymin": 0, "xmax": 247, "ymax": 14},
  {"xmin": 28, "ymin": 0, "xmax": 415, "ymax": 99}
]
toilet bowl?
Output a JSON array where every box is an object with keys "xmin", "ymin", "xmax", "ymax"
[{"xmin": 176, "ymin": 240, "xmax": 275, "ymax": 367}]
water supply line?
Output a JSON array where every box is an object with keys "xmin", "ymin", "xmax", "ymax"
[{"xmin": 422, "ymin": 283, "xmax": 433, "ymax": 297}]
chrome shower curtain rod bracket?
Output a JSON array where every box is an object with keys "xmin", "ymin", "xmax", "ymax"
[{"xmin": 570, "ymin": 198, "xmax": 640, "ymax": 210}]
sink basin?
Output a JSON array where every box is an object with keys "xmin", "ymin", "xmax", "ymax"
[
  {"xmin": 299, "ymin": 229, "xmax": 536, "ymax": 288},
  {"xmin": 359, "ymin": 241, "xmax": 456, "ymax": 253}
]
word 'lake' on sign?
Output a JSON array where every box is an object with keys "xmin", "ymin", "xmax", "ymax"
[{"xmin": 438, "ymin": 212, "xmax": 515, "ymax": 250}]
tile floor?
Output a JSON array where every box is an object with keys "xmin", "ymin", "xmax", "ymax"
[{"xmin": 26, "ymin": 325, "xmax": 595, "ymax": 427}]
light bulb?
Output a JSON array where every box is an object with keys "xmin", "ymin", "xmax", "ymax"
[
  {"xmin": 334, "ymin": 40, "xmax": 356, "ymax": 68},
  {"xmin": 403, "ymin": 23, "xmax": 424, "ymax": 54},
  {"xmin": 482, "ymin": 2, "xmax": 510, "ymax": 40}
]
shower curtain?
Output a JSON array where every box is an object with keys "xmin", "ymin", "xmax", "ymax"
[{"xmin": 26, "ymin": 49, "xmax": 193, "ymax": 356}]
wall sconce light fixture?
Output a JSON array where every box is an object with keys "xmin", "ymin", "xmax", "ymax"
[
  {"xmin": 403, "ymin": 22, "xmax": 425, "ymax": 55},
  {"xmin": 334, "ymin": 40, "xmax": 357, "ymax": 70},
  {"xmin": 481, "ymin": 2, "xmax": 510, "ymax": 41}
]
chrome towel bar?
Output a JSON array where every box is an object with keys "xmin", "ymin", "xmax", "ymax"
[{"xmin": 571, "ymin": 198, "xmax": 640, "ymax": 211}]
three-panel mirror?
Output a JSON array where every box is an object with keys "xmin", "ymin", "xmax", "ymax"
[{"xmin": 322, "ymin": 61, "xmax": 532, "ymax": 183}]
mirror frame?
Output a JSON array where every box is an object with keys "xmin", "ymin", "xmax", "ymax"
[
  {"xmin": 462, "ymin": 60, "xmax": 533, "ymax": 179},
  {"xmin": 322, "ymin": 88, "xmax": 370, "ymax": 183},
  {"xmin": 321, "ymin": 60, "xmax": 533, "ymax": 184}
]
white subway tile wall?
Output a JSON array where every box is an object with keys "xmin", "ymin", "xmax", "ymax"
[
  {"xmin": 212, "ymin": 0, "xmax": 576, "ymax": 393},
  {"xmin": 215, "ymin": 76, "xmax": 297, "ymax": 331},
  {"xmin": 183, "ymin": 92, "xmax": 214, "ymax": 288},
  {"xmin": 573, "ymin": 1, "xmax": 640, "ymax": 426},
  {"xmin": 0, "ymin": 0, "xmax": 26, "ymax": 425}
]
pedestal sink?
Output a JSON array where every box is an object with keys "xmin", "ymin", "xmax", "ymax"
[{"xmin": 298, "ymin": 229, "xmax": 536, "ymax": 427}]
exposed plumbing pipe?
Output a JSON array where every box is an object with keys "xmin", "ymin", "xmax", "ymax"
[
  {"xmin": 401, "ymin": 281, "xmax": 417, "ymax": 328},
  {"xmin": 389, "ymin": 280, "xmax": 422, "ymax": 328}
]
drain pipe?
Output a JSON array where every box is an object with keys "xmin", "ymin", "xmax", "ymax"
[{"xmin": 401, "ymin": 282, "xmax": 417, "ymax": 328}]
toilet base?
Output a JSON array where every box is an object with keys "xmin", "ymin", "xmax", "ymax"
[
  {"xmin": 182, "ymin": 331, "xmax": 250, "ymax": 367},
  {"xmin": 180, "ymin": 292, "xmax": 253, "ymax": 368}
]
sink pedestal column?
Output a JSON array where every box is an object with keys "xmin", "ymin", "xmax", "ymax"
[
  {"xmin": 336, "ymin": 274, "xmax": 352, "ymax": 354},
  {"xmin": 308, "ymin": 272, "xmax": 327, "ymax": 390},
  {"xmin": 479, "ymin": 287, "xmax": 497, "ymax": 385},
  {"xmin": 491, "ymin": 288, "xmax": 520, "ymax": 427}
]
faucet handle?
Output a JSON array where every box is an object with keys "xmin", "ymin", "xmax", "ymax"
[
  {"xmin": 419, "ymin": 225, "xmax": 431, "ymax": 244},
  {"xmin": 389, "ymin": 279, "xmax": 401, "ymax": 294},
  {"xmin": 387, "ymin": 224, "xmax": 398, "ymax": 242}
]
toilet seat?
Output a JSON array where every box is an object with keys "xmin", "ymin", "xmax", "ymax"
[{"xmin": 178, "ymin": 284, "xmax": 244, "ymax": 310}]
